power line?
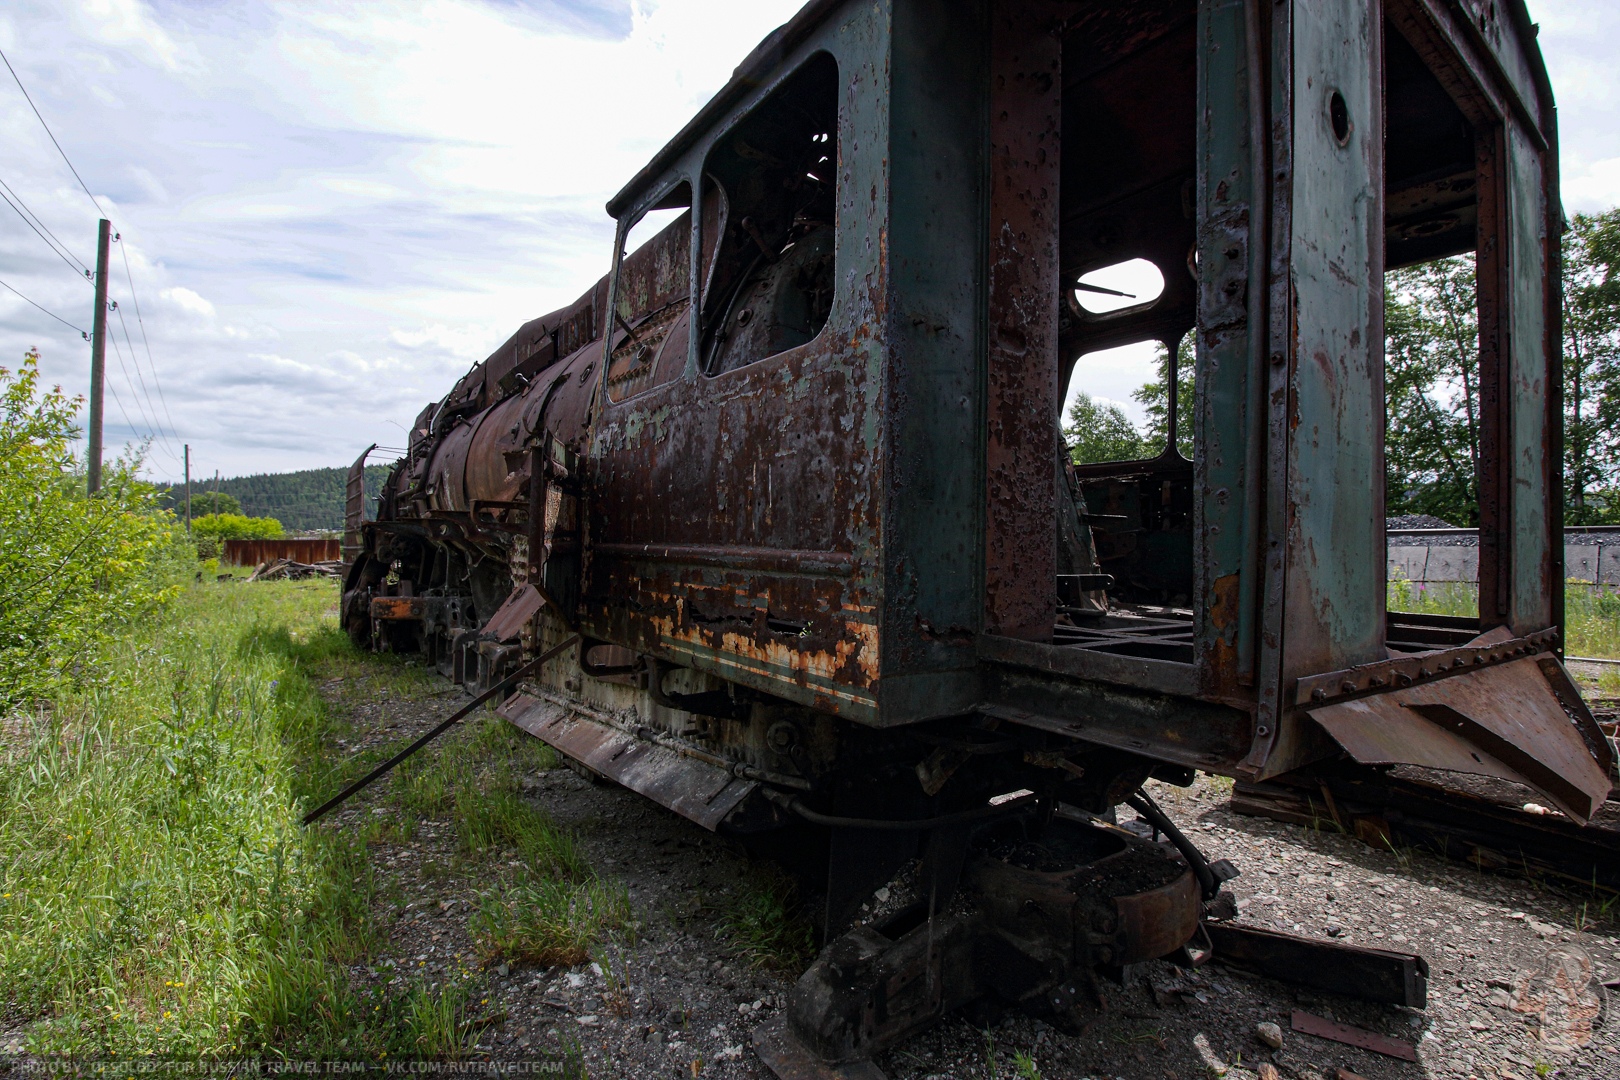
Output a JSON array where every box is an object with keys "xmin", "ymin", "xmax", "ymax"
[
  {"xmin": 116, "ymin": 237, "xmax": 175, "ymax": 434},
  {"xmin": 0, "ymin": 46, "xmax": 106, "ymax": 218},
  {"xmin": 113, "ymin": 300, "xmax": 170, "ymax": 451},
  {"xmin": 0, "ymin": 174, "xmax": 90, "ymax": 272},
  {"xmin": 101, "ymin": 355, "xmax": 142, "ymax": 449},
  {"xmin": 0, "ymin": 275, "xmax": 88, "ymax": 337},
  {"xmin": 107, "ymin": 314, "xmax": 181, "ymax": 468},
  {"xmin": 106, "ymin": 323, "xmax": 155, "ymax": 436},
  {"xmin": 2, "ymin": 48, "xmax": 187, "ymax": 470},
  {"xmin": 0, "ymin": 181, "xmax": 91, "ymax": 280}
]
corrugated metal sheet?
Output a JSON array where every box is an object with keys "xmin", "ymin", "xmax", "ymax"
[{"xmin": 223, "ymin": 538, "xmax": 340, "ymax": 566}]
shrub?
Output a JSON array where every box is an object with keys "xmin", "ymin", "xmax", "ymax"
[
  {"xmin": 191, "ymin": 512, "xmax": 285, "ymax": 542},
  {"xmin": 0, "ymin": 350, "xmax": 191, "ymax": 705}
]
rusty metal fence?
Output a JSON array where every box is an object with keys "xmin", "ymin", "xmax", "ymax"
[{"xmin": 222, "ymin": 538, "xmax": 340, "ymax": 566}]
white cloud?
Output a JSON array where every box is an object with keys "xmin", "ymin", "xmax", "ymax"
[
  {"xmin": 0, "ymin": 0, "xmax": 806, "ymax": 475},
  {"xmin": 0, "ymin": 0, "xmax": 1611, "ymax": 479},
  {"xmin": 161, "ymin": 286, "xmax": 214, "ymax": 319}
]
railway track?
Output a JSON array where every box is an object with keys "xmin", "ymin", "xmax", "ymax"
[{"xmin": 1231, "ymin": 764, "xmax": 1620, "ymax": 894}]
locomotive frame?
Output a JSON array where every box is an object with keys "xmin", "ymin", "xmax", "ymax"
[{"xmin": 341, "ymin": 0, "xmax": 1615, "ymax": 1069}]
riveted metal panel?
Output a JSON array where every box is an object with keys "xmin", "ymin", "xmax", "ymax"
[
  {"xmin": 1194, "ymin": 0, "xmax": 1264, "ymax": 697},
  {"xmin": 1278, "ymin": 0, "xmax": 1385, "ymax": 681},
  {"xmin": 982, "ymin": 0, "xmax": 1063, "ymax": 644},
  {"xmin": 580, "ymin": 7, "xmax": 891, "ymax": 724},
  {"xmin": 876, "ymin": 0, "xmax": 989, "ymax": 722}
]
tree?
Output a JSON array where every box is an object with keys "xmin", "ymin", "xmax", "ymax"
[
  {"xmin": 1384, "ymin": 256, "xmax": 1480, "ymax": 525},
  {"xmin": 0, "ymin": 350, "xmax": 189, "ymax": 703},
  {"xmin": 1133, "ymin": 336, "xmax": 1195, "ymax": 460},
  {"xmin": 1563, "ymin": 209, "xmax": 1620, "ymax": 523},
  {"xmin": 187, "ymin": 490, "xmax": 241, "ymax": 517},
  {"xmin": 1066, "ymin": 392, "xmax": 1146, "ymax": 464}
]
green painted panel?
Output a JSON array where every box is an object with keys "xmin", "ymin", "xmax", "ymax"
[
  {"xmin": 1507, "ymin": 121, "xmax": 1552, "ymax": 630},
  {"xmin": 877, "ymin": 0, "xmax": 986, "ymax": 721},
  {"xmin": 1280, "ymin": 0, "xmax": 1384, "ymax": 680},
  {"xmin": 1194, "ymin": 0, "xmax": 1259, "ymax": 686}
]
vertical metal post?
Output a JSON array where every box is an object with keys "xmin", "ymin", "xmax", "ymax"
[
  {"xmin": 184, "ymin": 444, "xmax": 192, "ymax": 528},
  {"xmin": 87, "ymin": 218, "xmax": 110, "ymax": 493}
]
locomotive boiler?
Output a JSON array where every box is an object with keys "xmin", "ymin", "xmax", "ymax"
[{"xmin": 341, "ymin": 0, "xmax": 1615, "ymax": 1070}]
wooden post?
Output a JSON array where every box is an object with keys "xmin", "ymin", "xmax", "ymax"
[
  {"xmin": 87, "ymin": 219, "xmax": 110, "ymax": 493},
  {"xmin": 184, "ymin": 444, "xmax": 191, "ymax": 528}
]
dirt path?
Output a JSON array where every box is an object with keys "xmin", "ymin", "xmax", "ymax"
[{"xmin": 319, "ymin": 663, "xmax": 1620, "ymax": 1080}]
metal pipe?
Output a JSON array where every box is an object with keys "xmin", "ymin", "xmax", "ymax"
[
  {"xmin": 1126, "ymin": 790, "xmax": 1218, "ymax": 899},
  {"xmin": 769, "ymin": 790, "xmax": 1037, "ymax": 831}
]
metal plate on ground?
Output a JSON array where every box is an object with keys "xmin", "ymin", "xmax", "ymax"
[
  {"xmin": 1307, "ymin": 651, "xmax": 1612, "ymax": 823},
  {"xmin": 752, "ymin": 1017, "xmax": 887, "ymax": 1080},
  {"xmin": 499, "ymin": 692, "xmax": 755, "ymax": 831},
  {"xmin": 1290, "ymin": 1009, "xmax": 1417, "ymax": 1061},
  {"xmin": 1205, "ymin": 922, "xmax": 1427, "ymax": 1007}
]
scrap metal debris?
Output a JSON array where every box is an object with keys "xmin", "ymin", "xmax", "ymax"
[
  {"xmin": 1289, "ymin": 1010, "xmax": 1417, "ymax": 1062},
  {"xmin": 248, "ymin": 558, "xmax": 343, "ymax": 582}
]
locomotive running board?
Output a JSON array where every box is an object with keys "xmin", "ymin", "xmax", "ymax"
[
  {"xmin": 1302, "ymin": 628, "xmax": 1615, "ymax": 824},
  {"xmin": 498, "ymin": 691, "xmax": 757, "ymax": 831}
]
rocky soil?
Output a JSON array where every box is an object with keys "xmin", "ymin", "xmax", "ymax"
[{"xmin": 313, "ymin": 658, "xmax": 1619, "ymax": 1080}]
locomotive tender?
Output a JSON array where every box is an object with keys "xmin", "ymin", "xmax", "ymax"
[{"xmin": 342, "ymin": 0, "xmax": 1614, "ymax": 1067}]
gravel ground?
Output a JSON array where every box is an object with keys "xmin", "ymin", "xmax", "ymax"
[{"xmin": 312, "ymin": 661, "xmax": 1620, "ymax": 1080}]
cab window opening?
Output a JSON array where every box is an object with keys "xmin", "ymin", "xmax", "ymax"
[
  {"xmin": 605, "ymin": 181, "xmax": 693, "ymax": 404},
  {"xmin": 700, "ymin": 52, "xmax": 839, "ymax": 377}
]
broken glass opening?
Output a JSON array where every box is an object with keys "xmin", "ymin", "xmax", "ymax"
[{"xmin": 1074, "ymin": 258, "xmax": 1166, "ymax": 316}]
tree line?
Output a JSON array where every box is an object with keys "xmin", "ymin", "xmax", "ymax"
[
  {"xmin": 154, "ymin": 464, "xmax": 393, "ymax": 532},
  {"xmin": 1067, "ymin": 209, "xmax": 1620, "ymax": 527}
]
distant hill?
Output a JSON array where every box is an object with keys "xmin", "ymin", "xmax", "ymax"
[{"xmin": 156, "ymin": 464, "xmax": 395, "ymax": 532}]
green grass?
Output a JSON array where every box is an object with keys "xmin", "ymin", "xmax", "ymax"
[
  {"xmin": 0, "ymin": 578, "xmax": 603, "ymax": 1061},
  {"xmin": 473, "ymin": 877, "xmax": 632, "ymax": 967},
  {"xmin": 716, "ymin": 867, "xmax": 815, "ymax": 972},
  {"xmin": 0, "ymin": 579, "xmax": 376, "ymax": 1054},
  {"xmin": 1564, "ymin": 586, "xmax": 1620, "ymax": 660},
  {"xmin": 1389, "ymin": 576, "xmax": 1620, "ymax": 659}
]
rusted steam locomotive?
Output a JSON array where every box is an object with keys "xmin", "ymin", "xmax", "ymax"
[{"xmin": 342, "ymin": 0, "xmax": 1614, "ymax": 1070}]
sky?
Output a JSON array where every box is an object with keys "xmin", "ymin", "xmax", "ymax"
[{"xmin": 0, "ymin": 0, "xmax": 1615, "ymax": 481}]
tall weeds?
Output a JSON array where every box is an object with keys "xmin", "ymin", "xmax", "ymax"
[{"xmin": 0, "ymin": 581, "xmax": 375, "ymax": 1055}]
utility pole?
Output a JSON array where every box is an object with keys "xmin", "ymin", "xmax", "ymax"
[
  {"xmin": 87, "ymin": 218, "xmax": 110, "ymax": 494},
  {"xmin": 213, "ymin": 469, "xmax": 220, "ymax": 516},
  {"xmin": 184, "ymin": 444, "xmax": 192, "ymax": 528}
]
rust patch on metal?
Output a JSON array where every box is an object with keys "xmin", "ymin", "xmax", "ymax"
[
  {"xmin": 499, "ymin": 692, "xmax": 755, "ymax": 831},
  {"xmin": 371, "ymin": 597, "xmax": 427, "ymax": 621}
]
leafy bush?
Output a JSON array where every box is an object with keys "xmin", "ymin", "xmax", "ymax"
[
  {"xmin": 0, "ymin": 350, "xmax": 191, "ymax": 704},
  {"xmin": 191, "ymin": 512, "xmax": 285, "ymax": 542}
]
